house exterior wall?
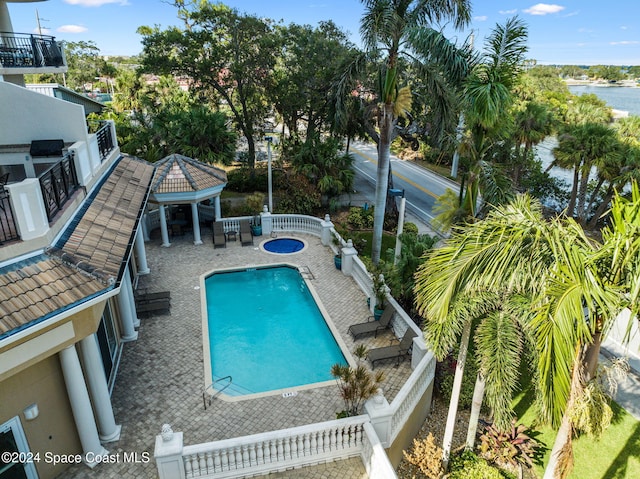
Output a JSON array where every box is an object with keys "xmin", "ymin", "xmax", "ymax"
[
  {"xmin": 0, "ymin": 81, "xmax": 88, "ymax": 145},
  {"xmin": 0, "ymin": 302, "xmax": 105, "ymax": 382},
  {"xmin": 385, "ymin": 382, "xmax": 434, "ymax": 466},
  {"xmin": 0, "ymin": 354, "xmax": 82, "ymax": 479}
]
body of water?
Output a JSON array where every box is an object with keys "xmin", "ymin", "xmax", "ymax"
[{"xmin": 568, "ymin": 85, "xmax": 640, "ymax": 116}]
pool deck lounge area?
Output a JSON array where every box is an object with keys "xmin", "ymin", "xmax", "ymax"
[{"xmin": 62, "ymin": 220, "xmax": 428, "ymax": 479}]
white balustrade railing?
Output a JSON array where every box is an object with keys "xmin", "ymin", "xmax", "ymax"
[
  {"xmin": 271, "ymin": 214, "xmax": 323, "ymax": 236},
  {"xmin": 175, "ymin": 416, "xmax": 368, "ymax": 479}
]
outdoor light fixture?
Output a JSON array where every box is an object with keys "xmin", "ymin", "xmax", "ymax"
[{"xmin": 23, "ymin": 403, "xmax": 39, "ymax": 421}]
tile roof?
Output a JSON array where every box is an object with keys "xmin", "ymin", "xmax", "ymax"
[
  {"xmin": 0, "ymin": 155, "xmax": 154, "ymax": 339},
  {"xmin": 151, "ymin": 154, "xmax": 227, "ymax": 194}
]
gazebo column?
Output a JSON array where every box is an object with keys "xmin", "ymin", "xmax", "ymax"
[
  {"xmin": 159, "ymin": 204, "xmax": 171, "ymax": 247},
  {"xmin": 135, "ymin": 229, "xmax": 150, "ymax": 274},
  {"xmin": 191, "ymin": 202, "xmax": 203, "ymax": 245},
  {"xmin": 214, "ymin": 196, "xmax": 222, "ymax": 220}
]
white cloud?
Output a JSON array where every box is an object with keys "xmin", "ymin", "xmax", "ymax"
[
  {"xmin": 524, "ymin": 3, "xmax": 565, "ymax": 15},
  {"xmin": 610, "ymin": 40, "xmax": 640, "ymax": 45},
  {"xmin": 499, "ymin": 9, "xmax": 518, "ymax": 14},
  {"xmin": 620, "ymin": 26, "xmax": 628, "ymax": 30},
  {"xmin": 57, "ymin": 24, "xmax": 89, "ymax": 33},
  {"xmin": 64, "ymin": 0, "xmax": 129, "ymax": 6},
  {"xmin": 474, "ymin": 15, "xmax": 488, "ymax": 21},
  {"xmin": 577, "ymin": 28, "xmax": 593, "ymax": 33}
]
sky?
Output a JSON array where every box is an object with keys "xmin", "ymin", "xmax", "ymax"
[{"xmin": 6, "ymin": 0, "xmax": 640, "ymax": 65}]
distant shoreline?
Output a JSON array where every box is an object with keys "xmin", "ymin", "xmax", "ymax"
[{"xmin": 564, "ymin": 79, "xmax": 639, "ymax": 88}]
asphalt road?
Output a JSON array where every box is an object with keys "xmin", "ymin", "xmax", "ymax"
[{"xmin": 350, "ymin": 141, "xmax": 459, "ymax": 231}]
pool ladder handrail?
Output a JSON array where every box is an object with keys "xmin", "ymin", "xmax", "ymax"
[{"xmin": 203, "ymin": 375, "xmax": 232, "ymax": 409}]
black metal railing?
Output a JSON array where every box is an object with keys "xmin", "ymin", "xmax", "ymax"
[
  {"xmin": 39, "ymin": 152, "xmax": 79, "ymax": 222},
  {"xmin": 96, "ymin": 121, "xmax": 115, "ymax": 162},
  {"xmin": 0, "ymin": 188, "xmax": 19, "ymax": 244},
  {"xmin": 0, "ymin": 32, "xmax": 64, "ymax": 68}
]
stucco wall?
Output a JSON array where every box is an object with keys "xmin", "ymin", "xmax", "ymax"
[
  {"xmin": 0, "ymin": 355, "xmax": 82, "ymax": 479},
  {"xmin": 0, "ymin": 81, "xmax": 88, "ymax": 145},
  {"xmin": 386, "ymin": 382, "xmax": 435, "ymax": 466}
]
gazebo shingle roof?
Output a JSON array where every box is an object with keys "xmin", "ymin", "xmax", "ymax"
[{"xmin": 151, "ymin": 154, "xmax": 227, "ymax": 194}]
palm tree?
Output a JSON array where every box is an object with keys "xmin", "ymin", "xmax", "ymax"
[
  {"xmin": 434, "ymin": 17, "xmax": 528, "ymax": 230},
  {"xmin": 512, "ymin": 100, "xmax": 554, "ymax": 187},
  {"xmin": 415, "ymin": 188, "xmax": 640, "ymax": 478},
  {"xmin": 355, "ymin": 0, "xmax": 472, "ymax": 263},
  {"xmin": 552, "ymin": 122, "xmax": 620, "ymax": 221}
]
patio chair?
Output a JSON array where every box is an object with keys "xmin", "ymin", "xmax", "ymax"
[
  {"xmin": 239, "ymin": 219, "xmax": 253, "ymax": 246},
  {"xmin": 367, "ymin": 328, "xmax": 417, "ymax": 369},
  {"xmin": 348, "ymin": 305, "xmax": 394, "ymax": 339},
  {"xmin": 213, "ymin": 221, "xmax": 226, "ymax": 249}
]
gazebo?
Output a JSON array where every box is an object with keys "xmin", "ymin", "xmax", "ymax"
[{"xmin": 148, "ymin": 154, "xmax": 227, "ymax": 247}]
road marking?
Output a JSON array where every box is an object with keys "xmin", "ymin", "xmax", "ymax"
[{"xmin": 351, "ymin": 147, "xmax": 440, "ymax": 199}]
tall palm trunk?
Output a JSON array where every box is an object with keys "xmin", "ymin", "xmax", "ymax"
[
  {"xmin": 544, "ymin": 332, "xmax": 602, "ymax": 479},
  {"xmin": 372, "ymin": 103, "xmax": 394, "ymax": 263},
  {"xmin": 442, "ymin": 320, "xmax": 472, "ymax": 470},
  {"xmin": 576, "ymin": 166, "xmax": 591, "ymax": 222},
  {"xmin": 566, "ymin": 167, "xmax": 580, "ymax": 217},
  {"xmin": 466, "ymin": 373, "xmax": 486, "ymax": 450}
]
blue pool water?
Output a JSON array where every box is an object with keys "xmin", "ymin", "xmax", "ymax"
[
  {"xmin": 204, "ymin": 265, "xmax": 347, "ymax": 396},
  {"xmin": 263, "ymin": 238, "xmax": 305, "ymax": 254}
]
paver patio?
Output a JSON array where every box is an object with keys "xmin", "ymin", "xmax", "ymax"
[{"xmin": 60, "ymin": 227, "xmax": 413, "ymax": 479}]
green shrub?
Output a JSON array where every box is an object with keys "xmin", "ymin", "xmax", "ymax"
[
  {"xmin": 449, "ymin": 451, "xmax": 514, "ymax": 479},
  {"xmin": 226, "ymin": 167, "xmax": 268, "ymax": 193},
  {"xmin": 402, "ymin": 222, "xmax": 419, "ymax": 236},
  {"xmin": 479, "ymin": 420, "xmax": 538, "ymax": 469},
  {"xmin": 436, "ymin": 353, "xmax": 478, "ymax": 410},
  {"xmin": 347, "ymin": 206, "xmax": 374, "ymax": 229}
]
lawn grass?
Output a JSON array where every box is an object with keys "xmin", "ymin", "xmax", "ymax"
[
  {"xmin": 333, "ymin": 228, "xmax": 396, "ymax": 260},
  {"xmin": 512, "ymin": 383, "xmax": 640, "ymax": 479}
]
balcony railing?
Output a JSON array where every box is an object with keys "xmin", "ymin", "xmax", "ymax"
[
  {"xmin": 96, "ymin": 121, "xmax": 115, "ymax": 162},
  {"xmin": 0, "ymin": 32, "xmax": 64, "ymax": 69},
  {"xmin": 39, "ymin": 152, "xmax": 79, "ymax": 222},
  {"xmin": 0, "ymin": 188, "xmax": 18, "ymax": 244}
]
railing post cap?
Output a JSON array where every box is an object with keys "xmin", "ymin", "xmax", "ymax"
[
  {"xmin": 324, "ymin": 214, "xmax": 330, "ymax": 222},
  {"xmin": 154, "ymin": 430, "xmax": 184, "ymax": 458}
]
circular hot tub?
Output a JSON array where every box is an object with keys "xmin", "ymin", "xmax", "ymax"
[{"xmin": 261, "ymin": 238, "xmax": 306, "ymax": 254}]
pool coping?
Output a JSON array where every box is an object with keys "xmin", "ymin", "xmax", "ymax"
[{"xmin": 200, "ymin": 262, "xmax": 357, "ymax": 403}]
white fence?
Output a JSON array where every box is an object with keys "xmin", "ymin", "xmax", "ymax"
[
  {"xmin": 155, "ymin": 416, "xmax": 396, "ymax": 479},
  {"xmin": 153, "ymin": 213, "xmax": 433, "ymax": 479}
]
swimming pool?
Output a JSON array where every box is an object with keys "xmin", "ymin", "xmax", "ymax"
[
  {"xmin": 201, "ymin": 264, "xmax": 349, "ymax": 399},
  {"xmin": 262, "ymin": 238, "xmax": 306, "ymax": 254}
]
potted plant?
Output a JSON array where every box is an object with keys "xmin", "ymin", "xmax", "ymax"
[
  {"xmin": 331, "ymin": 345, "xmax": 385, "ymax": 418},
  {"xmin": 372, "ymin": 273, "xmax": 386, "ymax": 320},
  {"xmin": 334, "ymin": 254, "xmax": 342, "ymax": 270},
  {"xmin": 251, "ymin": 215, "xmax": 262, "ymax": 236},
  {"xmin": 245, "ymin": 192, "xmax": 264, "ymax": 236}
]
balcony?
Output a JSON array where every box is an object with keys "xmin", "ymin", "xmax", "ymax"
[
  {"xmin": 0, "ymin": 122, "xmax": 119, "ymax": 256},
  {"xmin": 0, "ymin": 32, "xmax": 67, "ymax": 75}
]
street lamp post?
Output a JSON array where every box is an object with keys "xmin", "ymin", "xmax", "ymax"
[
  {"xmin": 265, "ymin": 136, "xmax": 273, "ymax": 212},
  {"xmin": 389, "ymin": 189, "xmax": 406, "ymax": 265}
]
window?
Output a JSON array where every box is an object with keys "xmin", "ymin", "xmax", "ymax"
[
  {"xmin": 97, "ymin": 302, "xmax": 119, "ymax": 389},
  {"xmin": 0, "ymin": 417, "xmax": 37, "ymax": 479}
]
